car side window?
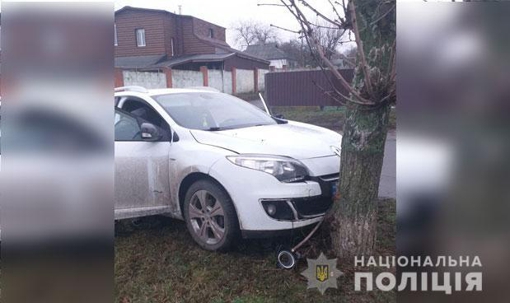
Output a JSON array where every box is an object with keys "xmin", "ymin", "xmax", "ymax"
[
  {"xmin": 115, "ymin": 110, "xmax": 142, "ymax": 141},
  {"xmin": 122, "ymin": 98, "xmax": 169, "ymax": 131}
]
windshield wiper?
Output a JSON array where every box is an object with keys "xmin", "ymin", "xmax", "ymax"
[
  {"xmin": 207, "ymin": 127, "xmax": 223, "ymax": 131},
  {"xmin": 272, "ymin": 116, "xmax": 288, "ymax": 124},
  {"xmin": 207, "ymin": 123, "xmax": 273, "ymax": 131},
  {"xmin": 206, "ymin": 126, "xmax": 238, "ymax": 131}
]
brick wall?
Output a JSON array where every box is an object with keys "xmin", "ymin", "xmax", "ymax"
[
  {"xmin": 192, "ymin": 18, "xmax": 226, "ymax": 41},
  {"xmin": 115, "ymin": 8, "xmax": 229, "ymax": 58},
  {"xmin": 180, "ymin": 17, "xmax": 215, "ymax": 55},
  {"xmin": 164, "ymin": 14, "xmax": 180, "ymax": 57},
  {"xmin": 115, "ymin": 10, "xmax": 167, "ymax": 57}
]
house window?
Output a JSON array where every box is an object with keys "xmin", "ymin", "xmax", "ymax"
[
  {"xmin": 170, "ymin": 38, "xmax": 175, "ymax": 56},
  {"xmin": 208, "ymin": 28, "xmax": 214, "ymax": 38},
  {"xmin": 136, "ymin": 28, "xmax": 146, "ymax": 47},
  {"xmin": 114, "ymin": 23, "xmax": 118, "ymax": 46}
]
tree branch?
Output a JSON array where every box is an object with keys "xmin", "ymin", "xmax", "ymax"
[
  {"xmin": 257, "ymin": 3, "xmax": 286, "ymax": 7},
  {"xmin": 312, "ymin": 79, "xmax": 375, "ymax": 107},
  {"xmin": 328, "ymin": 0, "xmax": 346, "ymax": 24},
  {"xmin": 312, "ymin": 80, "xmax": 346, "ymax": 106},
  {"xmin": 348, "ymin": 0, "xmax": 374, "ymax": 97},
  {"xmin": 370, "ymin": 4, "xmax": 396, "ymax": 26},
  {"xmin": 270, "ymin": 24, "xmax": 301, "ymax": 34},
  {"xmin": 308, "ymin": 21, "xmax": 343, "ymax": 30},
  {"xmin": 297, "ymin": 0, "xmax": 345, "ymax": 28},
  {"xmin": 282, "ymin": 0, "xmax": 374, "ymax": 105},
  {"xmin": 314, "ymin": 38, "xmax": 374, "ymax": 105}
]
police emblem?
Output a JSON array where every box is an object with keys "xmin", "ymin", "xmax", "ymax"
[
  {"xmin": 301, "ymin": 252, "xmax": 343, "ymax": 295},
  {"xmin": 316, "ymin": 265, "xmax": 329, "ymax": 282}
]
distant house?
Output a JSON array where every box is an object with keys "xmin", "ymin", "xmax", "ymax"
[
  {"xmin": 330, "ymin": 53, "xmax": 356, "ymax": 70},
  {"xmin": 115, "ymin": 6, "xmax": 269, "ymax": 71},
  {"xmin": 243, "ymin": 43, "xmax": 297, "ymax": 70}
]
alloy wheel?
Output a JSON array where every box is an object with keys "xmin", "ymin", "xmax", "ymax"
[{"xmin": 188, "ymin": 190, "xmax": 226, "ymax": 245}]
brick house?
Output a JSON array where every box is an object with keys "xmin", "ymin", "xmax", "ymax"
[{"xmin": 115, "ymin": 6, "xmax": 269, "ymax": 71}]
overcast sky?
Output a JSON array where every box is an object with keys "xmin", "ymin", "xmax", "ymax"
[{"xmin": 114, "ymin": 0, "xmax": 339, "ymax": 49}]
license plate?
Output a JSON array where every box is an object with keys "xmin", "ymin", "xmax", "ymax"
[{"xmin": 331, "ymin": 182, "xmax": 338, "ymax": 197}]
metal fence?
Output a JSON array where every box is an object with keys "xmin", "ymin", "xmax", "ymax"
[{"xmin": 265, "ymin": 69, "xmax": 354, "ymax": 106}]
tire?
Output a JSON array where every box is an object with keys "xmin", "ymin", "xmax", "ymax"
[{"xmin": 183, "ymin": 179, "xmax": 238, "ymax": 251}]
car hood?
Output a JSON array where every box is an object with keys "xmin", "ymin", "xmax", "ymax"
[{"xmin": 190, "ymin": 121, "xmax": 342, "ymax": 160}]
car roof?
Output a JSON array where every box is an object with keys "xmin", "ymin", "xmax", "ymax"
[
  {"xmin": 149, "ymin": 87, "xmax": 220, "ymax": 96},
  {"xmin": 114, "ymin": 87, "xmax": 220, "ymax": 98}
]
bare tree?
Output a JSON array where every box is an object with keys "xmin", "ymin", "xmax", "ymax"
[
  {"xmin": 231, "ymin": 20, "xmax": 280, "ymax": 49},
  {"xmin": 267, "ymin": 0, "xmax": 396, "ymax": 259},
  {"xmin": 279, "ymin": 39, "xmax": 316, "ymax": 68},
  {"xmin": 312, "ymin": 19, "xmax": 344, "ymax": 60},
  {"xmin": 277, "ymin": 21, "xmax": 347, "ymax": 68}
]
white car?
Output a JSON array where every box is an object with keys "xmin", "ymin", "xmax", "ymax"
[{"xmin": 114, "ymin": 87, "xmax": 342, "ymax": 251}]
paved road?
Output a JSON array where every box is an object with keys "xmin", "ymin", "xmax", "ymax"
[
  {"xmin": 335, "ymin": 130, "xmax": 396, "ymax": 199},
  {"xmin": 379, "ymin": 130, "xmax": 396, "ymax": 199}
]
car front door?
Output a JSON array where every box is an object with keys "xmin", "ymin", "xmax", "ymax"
[{"xmin": 114, "ymin": 109, "xmax": 172, "ymax": 220}]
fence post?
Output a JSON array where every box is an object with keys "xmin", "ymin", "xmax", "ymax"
[
  {"xmin": 253, "ymin": 68, "xmax": 259, "ymax": 92},
  {"xmin": 200, "ymin": 66, "xmax": 209, "ymax": 86},
  {"xmin": 114, "ymin": 68, "xmax": 124, "ymax": 87},
  {"xmin": 163, "ymin": 68, "xmax": 173, "ymax": 88},
  {"xmin": 231, "ymin": 67, "xmax": 237, "ymax": 95}
]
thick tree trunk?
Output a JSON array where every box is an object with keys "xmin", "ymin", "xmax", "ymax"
[
  {"xmin": 277, "ymin": 0, "xmax": 395, "ymax": 259},
  {"xmin": 330, "ymin": 102, "xmax": 390, "ymax": 258}
]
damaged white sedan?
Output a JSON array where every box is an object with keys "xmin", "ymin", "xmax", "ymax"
[{"xmin": 114, "ymin": 87, "xmax": 341, "ymax": 251}]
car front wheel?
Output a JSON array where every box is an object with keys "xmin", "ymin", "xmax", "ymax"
[{"xmin": 183, "ymin": 180, "xmax": 238, "ymax": 251}]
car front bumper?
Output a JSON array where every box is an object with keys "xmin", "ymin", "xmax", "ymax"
[{"xmin": 208, "ymin": 156, "xmax": 339, "ymax": 235}]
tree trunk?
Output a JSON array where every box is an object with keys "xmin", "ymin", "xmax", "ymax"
[{"xmin": 330, "ymin": 102, "xmax": 390, "ymax": 258}]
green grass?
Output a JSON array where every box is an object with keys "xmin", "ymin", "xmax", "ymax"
[
  {"xmin": 115, "ymin": 199, "xmax": 396, "ymax": 303},
  {"xmin": 270, "ymin": 106, "xmax": 396, "ymax": 131},
  {"xmin": 271, "ymin": 106, "xmax": 346, "ymax": 131}
]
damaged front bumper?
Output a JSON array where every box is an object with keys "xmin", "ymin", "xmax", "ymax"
[{"xmin": 209, "ymin": 157, "xmax": 339, "ymax": 237}]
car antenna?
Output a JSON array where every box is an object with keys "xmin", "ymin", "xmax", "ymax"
[{"xmin": 258, "ymin": 93, "xmax": 271, "ymax": 116}]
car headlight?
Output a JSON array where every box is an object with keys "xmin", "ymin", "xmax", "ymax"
[{"xmin": 226, "ymin": 155, "xmax": 309, "ymax": 183}]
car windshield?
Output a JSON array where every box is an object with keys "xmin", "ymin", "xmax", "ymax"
[{"xmin": 154, "ymin": 92, "xmax": 277, "ymax": 131}]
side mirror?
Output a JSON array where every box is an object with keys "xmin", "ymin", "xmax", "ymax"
[
  {"xmin": 140, "ymin": 122, "xmax": 162, "ymax": 141},
  {"xmin": 274, "ymin": 114, "xmax": 285, "ymax": 119}
]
